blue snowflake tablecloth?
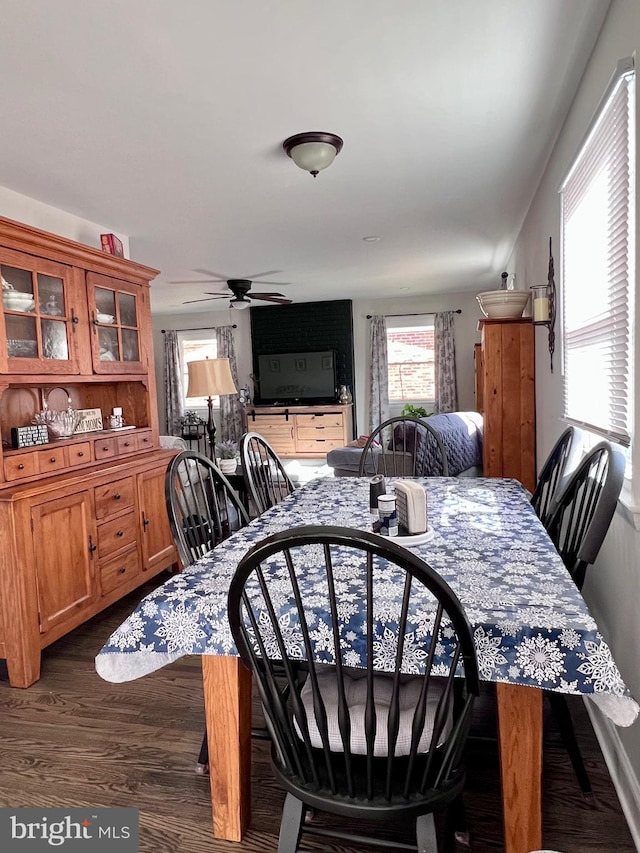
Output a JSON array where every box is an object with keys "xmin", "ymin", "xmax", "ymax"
[{"xmin": 95, "ymin": 477, "xmax": 638, "ymax": 725}]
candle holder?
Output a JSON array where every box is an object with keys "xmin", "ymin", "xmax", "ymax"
[{"xmin": 530, "ymin": 238, "xmax": 557, "ymax": 372}]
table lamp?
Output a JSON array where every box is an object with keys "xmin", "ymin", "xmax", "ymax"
[{"xmin": 186, "ymin": 358, "xmax": 237, "ymax": 460}]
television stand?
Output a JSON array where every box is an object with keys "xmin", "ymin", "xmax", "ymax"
[{"xmin": 243, "ymin": 403, "xmax": 353, "ymax": 459}]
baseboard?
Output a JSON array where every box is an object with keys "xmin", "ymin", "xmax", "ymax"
[{"xmin": 584, "ymin": 697, "xmax": 640, "ymax": 849}]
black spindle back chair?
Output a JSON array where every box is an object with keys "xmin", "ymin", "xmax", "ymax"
[
  {"xmin": 531, "ymin": 426, "xmax": 579, "ymax": 527},
  {"xmin": 240, "ymin": 431, "xmax": 295, "ymax": 516},
  {"xmin": 165, "ymin": 450, "xmax": 250, "ymax": 569},
  {"xmin": 546, "ymin": 440, "xmax": 625, "ymax": 591},
  {"xmin": 228, "ymin": 525, "xmax": 479, "ymax": 852},
  {"xmin": 165, "ymin": 450, "xmax": 251, "ymax": 774},
  {"xmin": 359, "ymin": 416, "xmax": 449, "ymax": 478},
  {"xmin": 542, "ymin": 439, "xmax": 624, "ymax": 799}
]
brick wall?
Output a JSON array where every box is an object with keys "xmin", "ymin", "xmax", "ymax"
[{"xmin": 250, "ymin": 300, "xmax": 355, "ymax": 424}]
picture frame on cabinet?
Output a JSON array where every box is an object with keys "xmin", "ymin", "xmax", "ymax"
[{"xmin": 74, "ymin": 408, "xmax": 103, "ymax": 433}]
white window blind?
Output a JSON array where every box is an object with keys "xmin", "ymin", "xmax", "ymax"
[{"xmin": 559, "ymin": 58, "xmax": 635, "ymax": 447}]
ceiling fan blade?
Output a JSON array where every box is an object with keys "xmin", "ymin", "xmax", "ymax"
[
  {"xmin": 249, "ymin": 292, "xmax": 288, "ymax": 299},
  {"xmin": 181, "ymin": 294, "xmax": 229, "ymax": 304},
  {"xmin": 169, "ymin": 278, "xmax": 227, "ymax": 284},
  {"xmin": 251, "ymin": 294, "xmax": 292, "ymax": 304},
  {"xmin": 192, "ymin": 268, "xmax": 230, "ymax": 279},
  {"xmin": 242, "ymin": 270, "xmax": 281, "ymax": 280}
]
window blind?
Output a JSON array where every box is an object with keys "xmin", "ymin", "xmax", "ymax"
[{"xmin": 559, "ymin": 59, "xmax": 635, "ymax": 447}]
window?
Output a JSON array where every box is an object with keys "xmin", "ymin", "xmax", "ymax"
[
  {"xmin": 560, "ymin": 58, "xmax": 635, "ymax": 449},
  {"xmin": 386, "ymin": 318, "xmax": 435, "ymax": 415},
  {"xmin": 178, "ymin": 332, "xmax": 217, "ymax": 410}
]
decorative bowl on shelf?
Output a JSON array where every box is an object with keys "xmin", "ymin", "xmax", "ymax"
[
  {"xmin": 3, "ymin": 291, "xmax": 35, "ymax": 312},
  {"xmin": 476, "ymin": 290, "xmax": 530, "ymax": 320},
  {"xmin": 33, "ymin": 408, "xmax": 81, "ymax": 440}
]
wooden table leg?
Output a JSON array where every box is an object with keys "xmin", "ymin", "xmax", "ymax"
[
  {"xmin": 202, "ymin": 656, "xmax": 253, "ymax": 841},
  {"xmin": 496, "ymin": 682, "xmax": 543, "ymax": 853}
]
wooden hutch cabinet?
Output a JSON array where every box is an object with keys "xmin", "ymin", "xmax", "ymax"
[
  {"xmin": 0, "ymin": 216, "xmax": 177, "ymax": 688},
  {"xmin": 477, "ymin": 319, "xmax": 536, "ymax": 492}
]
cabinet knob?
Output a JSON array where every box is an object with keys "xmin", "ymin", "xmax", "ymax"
[
  {"xmin": 50, "ymin": 457, "xmax": 56, "ymax": 463},
  {"xmin": 102, "ymin": 446, "xmax": 109, "ymax": 451},
  {"xmin": 78, "ymin": 451, "xmax": 84, "ymax": 457},
  {"xmin": 118, "ymin": 567, "xmax": 126, "ymax": 575},
  {"xmin": 18, "ymin": 463, "xmax": 24, "ymax": 470},
  {"xmin": 114, "ymin": 493, "xmax": 121, "ymax": 500},
  {"xmin": 116, "ymin": 530, "xmax": 124, "ymax": 537},
  {"xmin": 123, "ymin": 441, "xmax": 130, "ymax": 447}
]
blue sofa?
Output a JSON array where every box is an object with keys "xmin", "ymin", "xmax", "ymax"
[{"xmin": 326, "ymin": 411, "xmax": 484, "ymax": 477}]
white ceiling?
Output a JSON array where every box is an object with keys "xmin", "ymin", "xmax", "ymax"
[{"xmin": 0, "ymin": 0, "xmax": 610, "ymax": 314}]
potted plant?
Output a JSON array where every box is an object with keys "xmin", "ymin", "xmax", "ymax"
[{"xmin": 217, "ymin": 439, "xmax": 239, "ymax": 474}]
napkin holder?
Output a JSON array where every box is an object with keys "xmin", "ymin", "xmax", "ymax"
[{"xmin": 394, "ymin": 480, "xmax": 427, "ymax": 534}]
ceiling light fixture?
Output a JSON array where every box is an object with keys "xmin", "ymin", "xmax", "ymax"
[
  {"xmin": 283, "ymin": 132, "xmax": 343, "ymax": 177},
  {"xmin": 230, "ymin": 297, "xmax": 250, "ymax": 310},
  {"xmin": 362, "ymin": 235, "xmax": 380, "ymax": 242}
]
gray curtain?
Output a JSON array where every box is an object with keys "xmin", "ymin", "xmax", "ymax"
[
  {"xmin": 163, "ymin": 330, "xmax": 184, "ymax": 435},
  {"xmin": 216, "ymin": 325, "xmax": 243, "ymax": 443},
  {"xmin": 369, "ymin": 315, "xmax": 389, "ymax": 432},
  {"xmin": 434, "ymin": 311, "xmax": 458, "ymax": 413}
]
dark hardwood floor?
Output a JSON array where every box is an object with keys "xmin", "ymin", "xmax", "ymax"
[{"xmin": 0, "ymin": 578, "xmax": 635, "ymax": 853}]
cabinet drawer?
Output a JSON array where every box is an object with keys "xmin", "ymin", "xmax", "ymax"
[
  {"xmin": 98, "ymin": 510, "xmax": 137, "ymax": 556},
  {"xmin": 95, "ymin": 477, "xmax": 135, "ymax": 519},
  {"xmin": 5, "ymin": 452, "xmax": 38, "ymax": 481},
  {"xmin": 137, "ymin": 429, "xmax": 153, "ymax": 451},
  {"xmin": 296, "ymin": 413, "xmax": 343, "ymax": 428},
  {"xmin": 297, "ymin": 426, "xmax": 344, "ymax": 441},
  {"xmin": 36, "ymin": 446, "xmax": 68, "ymax": 473},
  {"xmin": 95, "ymin": 437, "xmax": 117, "ymax": 460},
  {"xmin": 68, "ymin": 441, "xmax": 93, "ymax": 466},
  {"xmin": 100, "ymin": 545, "xmax": 140, "ymax": 595},
  {"xmin": 116, "ymin": 433, "xmax": 138, "ymax": 454},
  {"xmin": 248, "ymin": 414, "xmax": 291, "ymax": 426},
  {"xmin": 296, "ymin": 437, "xmax": 345, "ymax": 453}
]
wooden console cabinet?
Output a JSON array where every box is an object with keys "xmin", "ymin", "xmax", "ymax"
[
  {"xmin": 243, "ymin": 404, "xmax": 353, "ymax": 458},
  {"xmin": 478, "ymin": 319, "xmax": 535, "ymax": 492},
  {"xmin": 0, "ymin": 216, "xmax": 177, "ymax": 687}
]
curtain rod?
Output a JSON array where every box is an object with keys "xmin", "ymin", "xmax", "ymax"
[
  {"xmin": 161, "ymin": 325, "xmax": 237, "ymax": 332},
  {"xmin": 366, "ymin": 310, "xmax": 461, "ymax": 319}
]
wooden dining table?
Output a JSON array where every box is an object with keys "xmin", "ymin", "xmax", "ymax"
[{"xmin": 96, "ymin": 476, "xmax": 638, "ymax": 853}]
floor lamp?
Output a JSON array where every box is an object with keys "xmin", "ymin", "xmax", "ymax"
[{"xmin": 186, "ymin": 358, "xmax": 237, "ymax": 461}]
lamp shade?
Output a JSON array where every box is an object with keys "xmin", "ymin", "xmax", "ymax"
[{"xmin": 186, "ymin": 358, "xmax": 237, "ymax": 398}]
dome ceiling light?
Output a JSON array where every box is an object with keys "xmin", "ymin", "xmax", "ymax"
[{"xmin": 283, "ymin": 132, "xmax": 343, "ymax": 177}]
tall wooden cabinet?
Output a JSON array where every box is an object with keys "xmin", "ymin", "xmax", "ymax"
[
  {"xmin": 0, "ymin": 216, "xmax": 177, "ymax": 688},
  {"xmin": 477, "ymin": 319, "xmax": 535, "ymax": 492}
]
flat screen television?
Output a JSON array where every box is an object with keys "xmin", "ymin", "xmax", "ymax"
[{"xmin": 256, "ymin": 350, "xmax": 336, "ymax": 404}]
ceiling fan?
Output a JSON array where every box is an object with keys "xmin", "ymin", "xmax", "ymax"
[{"xmin": 175, "ymin": 269, "xmax": 292, "ymax": 310}]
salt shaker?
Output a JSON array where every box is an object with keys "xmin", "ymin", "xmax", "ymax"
[{"xmin": 378, "ymin": 494, "xmax": 398, "ymax": 537}]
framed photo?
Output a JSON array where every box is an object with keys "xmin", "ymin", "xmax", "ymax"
[
  {"xmin": 75, "ymin": 408, "xmax": 104, "ymax": 433},
  {"xmin": 321, "ymin": 355, "xmax": 333, "ymax": 370},
  {"xmin": 268, "ymin": 358, "xmax": 281, "ymax": 373},
  {"xmin": 295, "ymin": 358, "xmax": 307, "ymax": 372}
]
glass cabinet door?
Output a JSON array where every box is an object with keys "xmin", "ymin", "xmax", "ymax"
[
  {"xmin": 88, "ymin": 273, "xmax": 145, "ymax": 374},
  {"xmin": 1, "ymin": 257, "xmax": 79, "ymax": 374}
]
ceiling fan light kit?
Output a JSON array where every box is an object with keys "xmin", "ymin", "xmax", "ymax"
[{"xmin": 283, "ymin": 131, "xmax": 343, "ymax": 177}]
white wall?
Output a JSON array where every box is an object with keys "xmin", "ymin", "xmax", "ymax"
[
  {"xmin": 0, "ymin": 185, "xmax": 129, "ymax": 255},
  {"xmin": 508, "ymin": 0, "xmax": 640, "ymax": 840}
]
